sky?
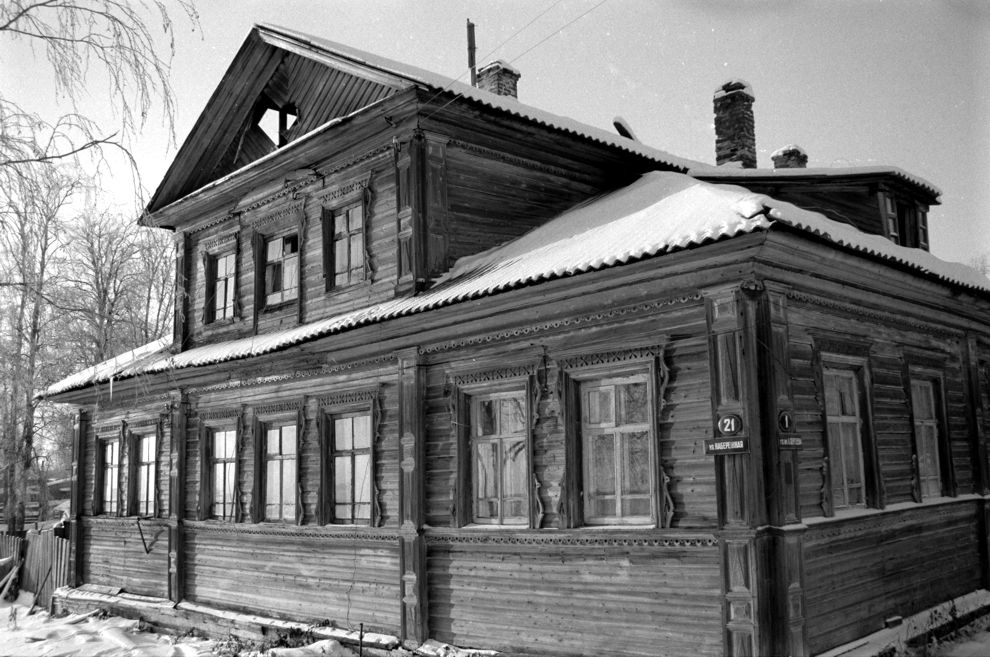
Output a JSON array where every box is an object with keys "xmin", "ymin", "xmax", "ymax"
[{"xmin": 4, "ymin": 0, "xmax": 989, "ymax": 265}]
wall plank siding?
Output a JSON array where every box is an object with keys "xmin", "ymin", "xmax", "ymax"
[
  {"xmin": 184, "ymin": 525, "xmax": 401, "ymax": 631},
  {"xmin": 80, "ymin": 518, "xmax": 170, "ymax": 598}
]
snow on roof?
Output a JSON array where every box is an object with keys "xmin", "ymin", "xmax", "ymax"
[
  {"xmin": 41, "ymin": 172, "xmax": 989, "ymax": 399},
  {"xmin": 714, "ymin": 79, "xmax": 754, "ymax": 99},
  {"xmin": 257, "ymin": 24, "xmax": 699, "ymax": 172},
  {"xmin": 771, "ymin": 144, "xmax": 807, "ymax": 158},
  {"xmin": 691, "ymin": 163, "xmax": 942, "ymax": 198}
]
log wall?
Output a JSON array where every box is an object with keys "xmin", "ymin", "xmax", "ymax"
[
  {"xmin": 79, "ymin": 517, "xmax": 170, "ymax": 598},
  {"xmin": 803, "ymin": 500, "xmax": 981, "ymax": 654}
]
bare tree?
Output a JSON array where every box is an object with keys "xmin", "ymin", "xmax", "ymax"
[
  {"xmin": 0, "ymin": 163, "xmax": 78, "ymax": 527},
  {"xmin": 0, "ymin": 0, "xmax": 198, "ymax": 183}
]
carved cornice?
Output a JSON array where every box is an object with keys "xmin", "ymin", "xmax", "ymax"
[
  {"xmin": 200, "ymin": 230, "xmax": 239, "ymax": 253},
  {"xmin": 190, "ymin": 213, "xmax": 235, "ymax": 235},
  {"xmin": 448, "ymin": 139, "xmax": 570, "ymax": 178},
  {"xmin": 787, "ymin": 290, "xmax": 959, "ymax": 339},
  {"xmin": 425, "ymin": 532, "xmax": 718, "ymax": 548},
  {"xmin": 318, "ymin": 388, "xmax": 378, "ymax": 409},
  {"xmin": 197, "ymin": 408, "xmax": 242, "ymax": 421},
  {"xmin": 421, "ymin": 293, "xmax": 702, "ymax": 355},
  {"xmin": 186, "ymin": 355, "xmax": 397, "ymax": 394}
]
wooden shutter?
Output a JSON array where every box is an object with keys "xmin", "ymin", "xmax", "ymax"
[
  {"xmin": 251, "ymin": 416, "xmax": 264, "ymax": 523},
  {"xmin": 93, "ymin": 439, "xmax": 105, "ymax": 516},
  {"xmin": 251, "ymin": 231, "xmax": 264, "ymax": 332},
  {"xmin": 296, "ymin": 212, "xmax": 306, "ymax": 324},
  {"xmin": 316, "ymin": 409, "xmax": 328, "ymax": 525},
  {"xmin": 321, "ymin": 207, "xmax": 333, "ymax": 293},
  {"xmin": 197, "ymin": 422, "xmax": 211, "ymax": 521},
  {"xmin": 233, "ymin": 409, "xmax": 245, "ymax": 523},
  {"xmin": 295, "ymin": 404, "xmax": 305, "ymax": 525}
]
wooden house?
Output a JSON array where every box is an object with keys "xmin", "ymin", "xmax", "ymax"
[{"xmin": 42, "ymin": 26, "xmax": 990, "ymax": 657}]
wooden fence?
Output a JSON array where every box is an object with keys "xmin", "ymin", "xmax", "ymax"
[{"xmin": 1, "ymin": 528, "xmax": 71, "ymax": 609}]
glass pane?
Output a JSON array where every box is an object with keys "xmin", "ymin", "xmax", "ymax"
[
  {"xmin": 214, "ymin": 281, "xmax": 226, "ymax": 312},
  {"xmin": 266, "ymin": 461, "xmax": 279, "ymax": 507},
  {"xmin": 622, "ymin": 431, "xmax": 650, "ymax": 494},
  {"xmin": 839, "ymin": 377, "xmax": 857, "ymax": 415},
  {"xmin": 281, "ymin": 425, "xmax": 296, "ymax": 455},
  {"xmin": 334, "ymin": 503, "xmax": 350, "ymax": 520},
  {"xmin": 474, "ymin": 442, "xmax": 498, "ymax": 502},
  {"xmin": 912, "ymin": 381, "xmax": 935, "ymax": 419},
  {"xmin": 335, "ymin": 456, "xmax": 352, "ymax": 504},
  {"xmin": 477, "ymin": 400, "xmax": 496, "ymax": 436},
  {"xmin": 352, "ymin": 414, "xmax": 371, "ymax": 449},
  {"xmin": 335, "ymin": 238, "xmax": 348, "ymax": 274},
  {"xmin": 499, "ymin": 397, "xmax": 526, "ymax": 434},
  {"xmin": 267, "ymin": 428, "xmax": 280, "ymax": 454},
  {"xmin": 591, "ymin": 434, "xmax": 615, "ymax": 495},
  {"xmin": 282, "ymin": 460, "xmax": 296, "ymax": 513},
  {"xmin": 586, "ymin": 388, "xmax": 614, "ymax": 425},
  {"xmin": 335, "ymin": 214, "xmax": 347, "ymax": 236},
  {"xmin": 592, "ymin": 495, "xmax": 614, "ymax": 518},
  {"xmin": 335, "ymin": 272, "xmax": 347, "ymax": 286},
  {"xmin": 348, "ymin": 205, "xmax": 363, "ymax": 232},
  {"xmin": 354, "ymin": 454, "xmax": 371, "ymax": 504},
  {"xmin": 283, "ymin": 255, "xmax": 298, "ymax": 296},
  {"xmin": 620, "ymin": 382, "xmax": 648, "ymax": 424},
  {"xmin": 353, "ymin": 502, "xmax": 371, "ymax": 520},
  {"xmin": 502, "ymin": 439, "xmax": 527, "ymax": 498},
  {"xmin": 284, "ymin": 235, "xmax": 298, "ymax": 255},
  {"xmin": 824, "ymin": 375, "xmax": 841, "ymax": 415},
  {"xmin": 335, "ymin": 417, "xmax": 353, "ymax": 451},
  {"xmin": 266, "ymin": 238, "xmax": 281, "ymax": 262},
  {"xmin": 350, "ymin": 235, "xmax": 364, "ymax": 269}
]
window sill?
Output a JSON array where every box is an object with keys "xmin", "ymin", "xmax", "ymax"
[
  {"xmin": 203, "ymin": 317, "xmax": 238, "ymax": 330},
  {"xmin": 260, "ymin": 299, "xmax": 298, "ymax": 314}
]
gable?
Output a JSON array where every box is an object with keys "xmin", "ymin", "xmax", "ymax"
[{"xmin": 147, "ymin": 29, "xmax": 403, "ymax": 214}]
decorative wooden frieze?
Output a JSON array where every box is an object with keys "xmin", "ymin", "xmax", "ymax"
[
  {"xmin": 317, "ymin": 388, "xmax": 379, "ymax": 409},
  {"xmin": 314, "ymin": 174, "xmax": 372, "ymax": 207},
  {"xmin": 558, "ymin": 345, "xmax": 665, "ymax": 372},
  {"xmin": 812, "ymin": 335, "xmax": 872, "ymax": 359},
  {"xmin": 450, "ymin": 364, "xmax": 536, "ymax": 387},
  {"xmin": 420, "ymin": 293, "xmax": 702, "ymax": 354},
  {"xmin": 186, "ymin": 521, "xmax": 402, "ymax": 541},
  {"xmin": 248, "ymin": 202, "xmax": 305, "ymax": 230},
  {"xmin": 448, "ymin": 139, "xmax": 570, "ymax": 178},
  {"xmin": 254, "ymin": 400, "xmax": 303, "ymax": 417},
  {"xmin": 187, "ymin": 355, "xmax": 396, "ymax": 395},
  {"xmin": 190, "ymin": 212, "xmax": 235, "ymax": 235},
  {"xmin": 196, "ymin": 408, "xmax": 241, "ymax": 422},
  {"xmin": 424, "ymin": 532, "xmax": 718, "ymax": 548},
  {"xmin": 787, "ymin": 290, "xmax": 958, "ymax": 338},
  {"xmin": 199, "ymin": 230, "xmax": 240, "ymax": 252}
]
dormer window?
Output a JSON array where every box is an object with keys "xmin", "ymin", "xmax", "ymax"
[
  {"xmin": 883, "ymin": 194, "xmax": 929, "ymax": 250},
  {"xmin": 264, "ymin": 234, "xmax": 299, "ymax": 307}
]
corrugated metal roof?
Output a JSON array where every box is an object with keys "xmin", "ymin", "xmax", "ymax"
[
  {"xmin": 41, "ymin": 172, "xmax": 989, "ymax": 399},
  {"xmin": 691, "ymin": 164, "xmax": 942, "ymax": 199}
]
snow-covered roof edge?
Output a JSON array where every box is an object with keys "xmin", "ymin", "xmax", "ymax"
[
  {"xmin": 42, "ymin": 172, "xmax": 989, "ymax": 400},
  {"xmin": 691, "ymin": 164, "xmax": 941, "ymax": 198}
]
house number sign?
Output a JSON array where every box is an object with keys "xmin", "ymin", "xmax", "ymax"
[
  {"xmin": 705, "ymin": 414, "xmax": 748, "ymax": 455},
  {"xmin": 717, "ymin": 414, "xmax": 743, "ymax": 436}
]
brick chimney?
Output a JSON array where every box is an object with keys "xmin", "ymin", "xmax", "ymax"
[
  {"xmin": 771, "ymin": 144, "xmax": 808, "ymax": 169},
  {"xmin": 714, "ymin": 80, "xmax": 756, "ymax": 168},
  {"xmin": 477, "ymin": 60, "xmax": 520, "ymax": 98}
]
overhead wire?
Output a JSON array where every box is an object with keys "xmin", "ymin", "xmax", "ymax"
[{"xmin": 421, "ymin": 0, "xmax": 610, "ymax": 122}]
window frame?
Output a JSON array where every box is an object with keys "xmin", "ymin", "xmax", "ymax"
[
  {"xmin": 131, "ymin": 431, "xmax": 158, "ymax": 517},
  {"xmin": 198, "ymin": 418, "xmax": 241, "ymax": 522},
  {"xmin": 204, "ymin": 249, "xmax": 238, "ymax": 324},
  {"xmin": 94, "ymin": 436, "xmax": 120, "ymax": 516},
  {"xmin": 560, "ymin": 348, "xmax": 667, "ymax": 529},
  {"xmin": 459, "ymin": 383, "xmax": 532, "ymax": 527},
  {"xmin": 905, "ymin": 360, "xmax": 955, "ymax": 500},
  {"xmin": 816, "ymin": 348, "xmax": 882, "ymax": 515},
  {"xmin": 322, "ymin": 201, "xmax": 368, "ymax": 291},
  {"xmin": 257, "ymin": 419, "xmax": 300, "ymax": 524},
  {"xmin": 317, "ymin": 390, "xmax": 379, "ymax": 527},
  {"xmin": 261, "ymin": 233, "xmax": 300, "ymax": 308}
]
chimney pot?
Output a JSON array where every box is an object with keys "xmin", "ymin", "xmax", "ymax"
[
  {"xmin": 771, "ymin": 144, "xmax": 808, "ymax": 169},
  {"xmin": 714, "ymin": 79, "xmax": 756, "ymax": 169},
  {"xmin": 477, "ymin": 60, "xmax": 521, "ymax": 99}
]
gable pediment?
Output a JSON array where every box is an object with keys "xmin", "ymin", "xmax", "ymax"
[{"xmin": 147, "ymin": 26, "xmax": 407, "ymax": 215}]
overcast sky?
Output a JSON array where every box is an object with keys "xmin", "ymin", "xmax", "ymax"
[{"xmin": 5, "ymin": 0, "xmax": 989, "ymax": 265}]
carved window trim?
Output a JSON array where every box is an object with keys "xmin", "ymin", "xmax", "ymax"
[
  {"xmin": 317, "ymin": 388, "xmax": 381, "ymax": 527},
  {"xmin": 201, "ymin": 237, "xmax": 241, "ymax": 326},
  {"xmin": 558, "ymin": 346, "xmax": 671, "ymax": 529},
  {"xmin": 447, "ymin": 367, "xmax": 536, "ymax": 529},
  {"xmin": 320, "ymin": 175, "xmax": 374, "ymax": 292},
  {"xmin": 93, "ymin": 432, "xmax": 121, "ymax": 517},
  {"xmin": 198, "ymin": 408, "xmax": 244, "ymax": 522},
  {"xmin": 903, "ymin": 352, "xmax": 955, "ymax": 500},
  {"xmin": 123, "ymin": 417, "xmax": 163, "ymax": 518}
]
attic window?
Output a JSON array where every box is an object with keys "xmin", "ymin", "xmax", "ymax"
[
  {"xmin": 882, "ymin": 194, "xmax": 929, "ymax": 250},
  {"xmin": 258, "ymin": 105, "xmax": 298, "ymax": 147}
]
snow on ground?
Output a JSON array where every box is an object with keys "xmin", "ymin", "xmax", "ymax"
[{"xmin": 0, "ymin": 592, "xmax": 356, "ymax": 657}]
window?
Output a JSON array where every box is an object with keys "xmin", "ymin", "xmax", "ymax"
[
  {"xmin": 469, "ymin": 391, "xmax": 529, "ymax": 525},
  {"xmin": 263, "ymin": 424, "xmax": 297, "ymax": 522},
  {"xmin": 211, "ymin": 429, "xmax": 237, "ymax": 521},
  {"xmin": 580, "ymin": 373, "xmax": 652, "ymax": 525},
  {"xmin": 99, "ymin": 440, "xmax": 119, "ymax": 515},
  {"xmin": 328, "ymin": 203, "xmax": 365, "ymax": 288},
  {"xmin": 911, "ymin": 379, "xmax": 948, "ymax": 499},
  {"xmin": 882, "ymin": 193, "xmax": 929, "ymax": 250},
  {"xmin": 206, "ymin": 251, "xmax": 236, "ymax": 322},
  {"xmin": 264, "ymin": 234, "xmax": 299, "ymax": 307},
  {"xmin": 329, "ymin": 413, "xmax": 372, "ymax": 523},
  {"xmin": 824, "ymin": 369, "xmax": 866, "ymax": 509},
  {"xmin": 134, "ymin": 434, "xmax": 156, "ymax": 516}
]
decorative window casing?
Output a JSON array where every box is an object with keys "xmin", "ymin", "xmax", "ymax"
[
  {"xmin": 317, "ymin": 389, "xmax": 380, "ymax": 526},
  {"xmin": 263, "ymin": 234, "xmax": 299, "ymax": 307},
  {"xmin": 262, "ymin": 422, "xmax": 298, "ymax": 522},
  {"xmin": 560, "ymin": 346, "xmax": 670, "ymax": 528},
  {"xmin": 199, "ymin": 426, "xmax": 238, "ymax": 521}
]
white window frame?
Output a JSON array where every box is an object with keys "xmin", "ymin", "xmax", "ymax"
[{"xmin": 468, "ymin": 389, "xmax": 530, "ymax": 526}]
